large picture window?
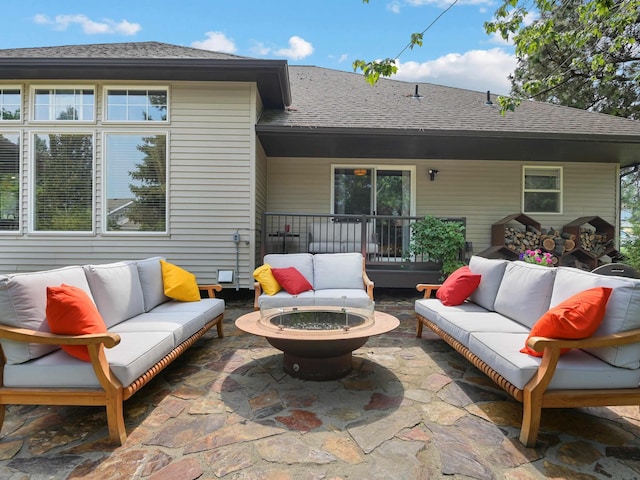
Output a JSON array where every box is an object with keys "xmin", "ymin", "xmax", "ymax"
[
  {"xmin": 33, "ymin": 88, "xmax": 94, "ymax": 121},
  {"xmin": 0, "ymin": 133, "xmax": 19, "ymax": 231},
  {"xmin": 105, "ymin": 89, "xmax": 168, "ymax": 122},
  {"xmin": 0, "ymin": 88, "xmax": 21, "ymax": 121},
  {"xmin": 105, "ymin": 133, "xmax": 167, "ymax": 232},
  {"xmin": 523, "ymin": 166, "xmax": 562, "ymax": 214},
  {"xmin": 33, "ymin": 133, "xmax": 94, "ymax": 232}
]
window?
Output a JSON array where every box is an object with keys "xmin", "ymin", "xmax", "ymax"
[
  {"xmin": 523, "ymin": 166, "xmax": 562, "ymax": 214},
  {"xmin": 105, "ymin": 89, "xmax": 168, "ymax": 122},
  {"xmin": 0, "ymin": 133, "xmax": 19, "ymax": 231},
  {"xmin": 32, "ymin": 133, "xmax": 94, "ymax": 232},
  {"xmin": 104, "ymin": 133, "xmax": 167, "ymax": 232},
  {"xmin": 33, "ymin": 88, "xmax": 94, "ymax": 121},
  {"xmin": 0, "ymin": 88, "xmax": 21, "ymax": 121}
]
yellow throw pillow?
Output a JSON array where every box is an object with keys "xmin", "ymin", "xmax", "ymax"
[
  {"xmin": 253, "ymin": 264, "xmax": 282, "ymax": 295},
  {"xmin": 160, "ymin": 260, "xmax": 201, "ymax": 302}
]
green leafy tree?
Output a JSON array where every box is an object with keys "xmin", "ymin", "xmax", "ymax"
[
  {"xmin": 485, "ymin": 0, "xmax": 640, "ymax": 114},
  {"xmin": 127, "ymin": 135, "xmax": 167, "ymax": 231}
]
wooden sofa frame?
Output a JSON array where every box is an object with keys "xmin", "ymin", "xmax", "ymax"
[
  {"xmin": 253, "ymin": 258, "xmax": 374, "ymax": 310},
  {"xmin": 416, "ymin": 283, "xmax": 640, "ymax": 447},
  {"xmin": 0, "ymin": 284, "xmax": 223, "ymax": 445}
]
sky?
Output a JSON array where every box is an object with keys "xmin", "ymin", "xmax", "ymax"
[{"xmin": 2, "ymin": 0, "xmax": 519, "ymax": 95}]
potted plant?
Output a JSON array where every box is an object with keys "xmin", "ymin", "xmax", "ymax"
[{"xmin": 405, "ymin": 215, "xmax": 466, "ymax": 278}]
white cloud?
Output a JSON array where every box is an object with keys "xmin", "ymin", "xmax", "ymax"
[
  {"xmin": 191, "ymin": 32, "xmax": 237, "ymax": 53},
  {"xmin": 274, "ymin": 36, "xmax": 314, "ymax": 60},
  {"xmin": 33, "ymin": 14, "xmax": 140, "ymax": 35},
  {"xmin": 250, "ymin": 41, "xmax": 272, "ymax": 56},
  {"xmin": 338, "ymin": 53, "xmax": 349, "ymax": 63},
  {"xmin": 387, "ymin": 1, "xmax": 402, "ymax": 13},
  {"xmin": 394, "ymin": 48, "xmax": 516, "ymax": 95}
]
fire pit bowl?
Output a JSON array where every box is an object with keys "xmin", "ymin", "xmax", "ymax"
[{"xmin": 235, "ymin": 303, "xmax": 399, "ymax": 380}]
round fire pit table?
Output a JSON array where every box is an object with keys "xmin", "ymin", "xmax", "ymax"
[{"xmin": 235, "ymin": 306, "xmax": 399, "ymax": 381}]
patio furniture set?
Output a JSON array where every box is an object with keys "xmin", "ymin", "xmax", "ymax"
[{"xmin": 1, "ymin": 253, "xmax": 640, "ymax": 448}]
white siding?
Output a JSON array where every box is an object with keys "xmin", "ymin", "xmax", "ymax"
[
  {"xmin": 266, "ymin": 157, "xmax": 619, "ymax": 255},
  {"xmin": 0, "ymin": 81, "xmax": 257, "ymax": 286}
]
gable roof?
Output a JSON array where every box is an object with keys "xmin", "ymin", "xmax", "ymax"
[
  {"xmin": 257, "ymin": 66, "xmax": 640, "ymax": 166},
  {"xmin": 0, "ymin": 41, "xmax": 290, "ymax": 108}
]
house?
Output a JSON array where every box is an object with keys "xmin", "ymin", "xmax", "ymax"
[{"xmin": 1, "ymin": 41, "xmax": 640, "ymax": 290}]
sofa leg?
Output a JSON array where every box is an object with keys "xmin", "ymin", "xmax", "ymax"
[
  {"xmin": 216, "ymin": 320, "xmax": 224, "ymax": 338},
  {"xmin": 519, "ymin": 392, "xmax": 542, "ymax": 447},
  {"xmin": 106, "ymin": 396, "xmax": 127, "ymax": 445},
  {"xmin": 416, "ymin": 318, "xmax": 423, "ymax": 338}
]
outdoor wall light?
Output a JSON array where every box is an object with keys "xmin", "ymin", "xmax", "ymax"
[{"xmin": 428, "ymin": 169, "xmax": 439, "ymax": 181}]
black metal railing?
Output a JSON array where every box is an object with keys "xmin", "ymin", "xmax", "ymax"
[{"xmin": 260, "ymin": 213, "xmax": 468, "ymax": 263}]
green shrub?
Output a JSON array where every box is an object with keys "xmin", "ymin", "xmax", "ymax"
[{"xmin": 406, "ymin": 215, "xmax": 465, "ymax": 278}]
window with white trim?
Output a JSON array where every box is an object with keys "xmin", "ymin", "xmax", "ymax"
[
  {"xmin": 104, "ymin": 133, "xmax": 167, "ymax": 232},
  {"xmin": 0, "ymin": 133, "xmax": 19, "ymax": 231},
  {"xmin": 32, "ymin": 133, "xmax": 94, "ymax": 232},
  {"xmin": 105, "ymin": 88, "xmax": 168, "ymax": 122},
  {"xmin": 523, "ymin": 166, "xmax": 562, "ymax": 214},
  {"xmin": 33, "ymin": 87, "xmax": 94, "ymax": 121},
  {"xmin": 0, "ymin": 88, "xmax": 21, "ymax": 121}
]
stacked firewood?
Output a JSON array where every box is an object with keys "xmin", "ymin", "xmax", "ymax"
[
  {"xmin": 578, "ymin": 227, "xmax": 614, "ymax": 257},
  {"xmin": 503, "ymin": 225, "xmax": 541, "ymax": 253},
  {"xmin": 539, "ymin": 228, "xmax": 576, "ymax": 258}
]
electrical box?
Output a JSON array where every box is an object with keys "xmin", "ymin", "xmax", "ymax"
[{"xmin": 217, "ymin": 270, "xmax": 234, "ymax": 283}]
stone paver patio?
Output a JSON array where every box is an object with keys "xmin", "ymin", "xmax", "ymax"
[{"xmin": 1, "ymin": 289, "xmax": 640, "ymax": 479}]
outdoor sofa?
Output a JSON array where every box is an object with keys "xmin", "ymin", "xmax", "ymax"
[
  {"xmin": 253, "ymin": 252, "xmax": 374, "ymax": 310},
  {"xmin": 415, "ymin": 255, "xmax": 640, "ymax": 447},
  {"xmin": 0, "ymin": 256, "xmax": 224, "ymax": 444},
  {"xmin": 308, "ymin": 220, "xmax": 379, "ymax": 256}
]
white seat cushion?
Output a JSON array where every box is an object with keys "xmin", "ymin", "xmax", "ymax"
[
  {"xmin": 313, "ymin": 253, "xmax": 363, "ymax": 291},
  {"xmin": 467, "ymin": 256, "xmax": 508, "ymax": 311},
  {"xmin": 468, "ymin": 331, "xmax": 640, "ymax": 391},
  {"xmin": 4, "ymin": 331, "xmax": 175, "ymax": 388}
]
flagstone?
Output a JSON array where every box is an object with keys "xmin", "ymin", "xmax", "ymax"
[
  {"xmin": 255, "ymin": 433, "xmax": 336, "ymax": 465},
  {"xmin": 348, "ymin": 407, "xmax": 421, "ymax": 453}
]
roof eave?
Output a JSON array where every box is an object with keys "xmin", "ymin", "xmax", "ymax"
[
  {"xmin": 255, "ymin": 126, "xmax": 640, "ymax": 166},
  {"xmin": 0, "ymin": 58, "xmax": 291, "ymax": 108}
]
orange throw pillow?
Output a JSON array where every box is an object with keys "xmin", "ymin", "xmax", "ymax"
[
  {"xmin": 521, "ymin": 287, "xmax": 613, "ymax": 357},
  {"xmin": 46, "ymin": 284, "xmax": 107, "ymax": 362},
  {"xmin": 271, "ymin": 267, "xmax": 313, "ymax": 295},
  {"xmin": 436, "ymin": 266, "xmax": 482, "ymax": 306}
]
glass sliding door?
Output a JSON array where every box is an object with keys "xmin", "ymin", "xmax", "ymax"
[{"xmin": 333, "ymin": 166, "xmax": 414, "ymax": 258}]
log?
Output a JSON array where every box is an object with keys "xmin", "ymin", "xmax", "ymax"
[{"xmin": 542, "ymin": 238, "xmax": 555, "ymax": 251}]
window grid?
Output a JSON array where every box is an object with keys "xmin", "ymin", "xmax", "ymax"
[
  {"xmin": 33, "ymin": 88, "xmax": 95, "ymax": 121},
  {"xmin": 106, "ymin": 89, "xmax": 168, "ymax": 122},
  {"xmin": 0, "ymin": 88, "xmax": 21, "ymax": 121},
  {"xmin": 523, "ymin": 166, "xmax": 563, "ymax": 214}
]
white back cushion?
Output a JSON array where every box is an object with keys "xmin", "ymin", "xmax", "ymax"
[
  {"xmin": 135, "ymin": 257, "xmax": 169, "ymax": 312},
  {"xmin": 467, "ymin": 256, "xmax": 508, "ymax": 311},
  {"xmin": 313, "ymin": 253, "xmax": 363, "ymax": 291},
  {"xmin": 263, "ymin": 253, "xmax": 314, "ymax": 289},
  {"xmin": 493, "ymin": 261, "xmax": 556, "ymax": 328},
  {"xmin": 84, "ymin": 262, "xmax": 145, "ymax": 328},
  {"xmin": 552, "ymin": 267, "xmax": 640, "ymax": 369},
  {"xmin": 0, "ymin": 266, "xmax": 92, "ymax": 364}
]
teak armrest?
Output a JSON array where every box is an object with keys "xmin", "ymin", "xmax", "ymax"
[
  {"xmin": 199, "ymin": 283, "xmax": 222, "ymax": 298},
  {"xmin": 416, "ymin": 283, "xmax": 442, "ymax": 299},
  {"xmin": 362, "ymin": 271, "xmax": 374, "ymax": 300},
  {"xmin": 0, "ymin": 324, "xmax": 120, "ymax": 348},
  {"xmin": 527, "ymin": 327, "xmax": 640, "ymax": 353}
]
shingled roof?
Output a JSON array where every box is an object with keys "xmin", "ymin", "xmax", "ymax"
[
  {"xmin": 257, "ymin": 66, "xmax": 640, "ymax": 166},
  {"xmin": 0, "ymin": 41, "xmax": 290, "ymax": 108},
  {"xmin": 2, "ymin": 41, "xmax": 639, "ymax": 165}
]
